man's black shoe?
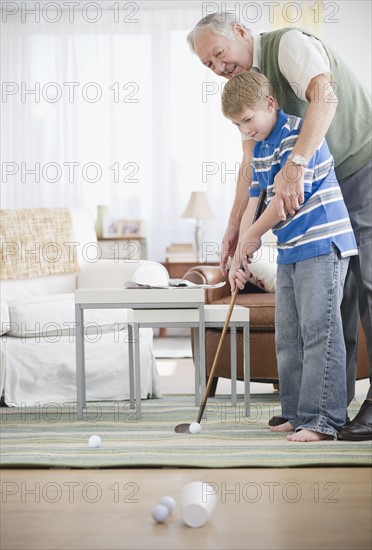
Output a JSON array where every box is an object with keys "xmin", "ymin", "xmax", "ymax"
[
  {"xmin": 338, "ymin": 399, "xmax": 372, "ymax": 441},
  {"xmin": 268, "ymin": 415, "xmax": 288, "ymax": 427}
]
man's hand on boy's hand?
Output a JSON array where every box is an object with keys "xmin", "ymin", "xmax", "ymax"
[
  {"xmin": 273, "ymin": 162, "xmax": 305, "ymax": 220},
  {"xmin": 240, "ymin": 235, "xmax": 262, "ymax": 272},
  {"xmin": 228, "ymin": 262, "xmax": 249, "ymax": 292}
]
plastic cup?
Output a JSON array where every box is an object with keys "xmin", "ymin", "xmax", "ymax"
[{"xmin": 180, "ymin": 481, "xmax": 217, "ymax": 528}]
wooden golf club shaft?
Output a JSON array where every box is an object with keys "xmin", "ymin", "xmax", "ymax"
[
  {"xmin": 196, "ymin": 285, "xmax": 239, "ymax": 423},
  {"xmin": 196, "ymin": 189, "xmax": 267, "ymax": 424}
]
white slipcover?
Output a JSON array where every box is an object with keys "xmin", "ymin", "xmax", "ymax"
[{"xmin": 0, "ymin": 208, "xmax": 168, "ymax": 405}]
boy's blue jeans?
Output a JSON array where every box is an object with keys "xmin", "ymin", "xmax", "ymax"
[{"xmin": 275, "ymin": 249, "xmax": 349, "ymax": 438}]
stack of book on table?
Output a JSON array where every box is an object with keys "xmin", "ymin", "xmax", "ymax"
[{"xmin": 165, "ymin": 243, "xmax": 196, "ymax": 262}]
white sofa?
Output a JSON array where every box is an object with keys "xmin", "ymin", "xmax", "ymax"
[{"xmin": 0, "ymin": 208, "xmax": 168, "ymax": 406}]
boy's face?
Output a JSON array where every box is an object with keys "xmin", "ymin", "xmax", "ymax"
[
  {"xmin": 229, "ymin": 97, "xmax": 277, "ymax": 141},
  {"xmin": 193, "ymin": 25, "xmax": 252, "ymax": 78}
]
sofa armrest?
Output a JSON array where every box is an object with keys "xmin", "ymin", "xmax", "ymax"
[
  {"xmin": 0, "ymin": 301, "xmax": 10, "ymax": 336},
  {"xmin": 183, "ymin": 265, "xmax": 230, "ymax": 304}
]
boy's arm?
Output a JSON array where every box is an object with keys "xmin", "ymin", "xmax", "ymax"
[
  {"xmin": 238, "ymin": 196, "xmax": 258, "ymax": 238},
  {"xmin": 229, "ymin": 197, "xmax": 282, "ymax": 291},
  {"xmin": 237, "ymin": 156, "xmax": 262, "ymax": 240}
]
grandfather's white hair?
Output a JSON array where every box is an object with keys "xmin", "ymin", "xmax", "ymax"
[{"xmin": 186, "ymin": 12, "xmax": 251, "ymax": 53}]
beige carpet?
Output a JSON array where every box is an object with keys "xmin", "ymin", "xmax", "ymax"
[{"xmin": 1, "ymin": 395, "xmax": 370, "ymax": 469}]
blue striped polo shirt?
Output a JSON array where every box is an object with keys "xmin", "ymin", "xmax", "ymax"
[{"xmin": 249, "ymin": 109, "xmax": 358, "ymax": 264}]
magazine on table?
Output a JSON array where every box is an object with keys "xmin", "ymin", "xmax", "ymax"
[
  {"xmin": 124, "ymin": 263, "xmax": 226, "ymax": 290},
  {"xmin": 124, "ymin": 279, "xmax": 226, "ymax": 290}
]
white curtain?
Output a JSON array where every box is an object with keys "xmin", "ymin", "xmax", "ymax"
[
  {"xmin": 0, "ymin": 2, "xmax": 245, "ymax": 261},
  {"xmin": 1, "ymin": 1, "xmax": 370, "ymax": 261}
]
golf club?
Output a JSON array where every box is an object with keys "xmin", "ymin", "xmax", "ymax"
[{"xmin": 175, "ymin": 189, "xmax": 267, "ymax": 433}]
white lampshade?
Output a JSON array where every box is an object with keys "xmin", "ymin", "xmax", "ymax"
[
  {"xmin": 181, "ymin": 192, "xmax": 214, "ymax": 220},
  {"xmin": 181, "ymin": 192, "xmax": 214, "ymax": 262}
]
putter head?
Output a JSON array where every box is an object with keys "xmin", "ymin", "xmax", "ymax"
[{"xmin": 174, "ymin": 423, "xmax": 191, "ymax": 433}]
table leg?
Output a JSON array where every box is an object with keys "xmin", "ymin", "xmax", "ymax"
[
  {"xmin": 198, "ymin": 305, "xmax": 206, "ymax": 398},
  {"xmin": 244, "ymin": 322, "xmax": 250, "ymax": 417},
  {"xmin": 128, "ymin": 323, "xmax": 135, "ymax": 409},
  {"xmin": 194, "ymin": 328, "xmax": 201, "ymax": 406},
  {"xmin": 230, "ymin": 325, "xmax": 237, "ymax": 406},
  {"xmin": 75, "ymin": 304, "xmax": 86, "ymax": 420},
  {"xmin": 133, "ymin": 323, "xmax": 141, "ymax": 419}
]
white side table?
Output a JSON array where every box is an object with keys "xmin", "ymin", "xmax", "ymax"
[
  {"xmin": 204, "ymin": 305, "xmax": 250, "ymax": 416},
  {"xmin": 132, "ymin": 304, "xmax": 250, "ymax": 416},
  {"xmin": 75, "ymin": 288, "xmax": 205, "ymax": 420}
]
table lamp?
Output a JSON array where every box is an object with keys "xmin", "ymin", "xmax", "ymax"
[
  {"xmin": 181, "ymin": 191, "xmax": 214, "ymax": 261},
  {"xmin": 96, "ymin": 205, "xmax": 109, "ymax": 239}
]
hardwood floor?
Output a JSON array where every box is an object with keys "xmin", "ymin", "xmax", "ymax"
[
  {"xmin": 1, "ymin": 468, "xmax": 371, "ymax": 550},
  {"xmin": 1, "ymin": 348, "xmax": 371, "ymax": 550}
]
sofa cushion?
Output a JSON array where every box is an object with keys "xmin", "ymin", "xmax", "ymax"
[
  {"xmin": 248, "ymin": 243, "xmax": 277, "ymax": 293},
  {"xmin": 1, "ymin": 273, "xmax": 78, "ymax": 303},
  {"xmin": 0, "ymin": 208, "xmax": 97, "ymax": 303},
  {"xmin": 7, "ymin": 293, "xmax": 133, "ymax": 338},
  {"xmin": 70, "ymin": 208, "xmax": 98, "ymax": 267},
  {"xmin": 0, "ymin": 208, "xmax": 79, "ymax": 280}
]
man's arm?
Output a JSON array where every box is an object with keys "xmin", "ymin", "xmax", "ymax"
[
  {"xmin": 274, "ymin": 72, "xmax": 338, "ymax": 219},
  {"xmin": 220, "ymin": 138, "xmax": 255, "ymax": 275}
]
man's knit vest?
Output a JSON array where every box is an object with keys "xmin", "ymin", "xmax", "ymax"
[{"xmin": 260, "ymin": 28, "xmax": 371, "ymax": 180}]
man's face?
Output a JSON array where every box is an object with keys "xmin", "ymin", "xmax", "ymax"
[{"xmin": 193, "ymin": 25, "xmax": 251, "ymax": 79}]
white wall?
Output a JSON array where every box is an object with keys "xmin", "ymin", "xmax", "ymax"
[{"xmin": 323, "ymin": 0, "xmax": 371, "ymax": 90}]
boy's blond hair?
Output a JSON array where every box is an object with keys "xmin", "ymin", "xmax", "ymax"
[{"xmin": 222, "ymin": 72, "xmax": 275, "ymax": 118}]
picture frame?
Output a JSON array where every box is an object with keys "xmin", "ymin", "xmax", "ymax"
[{"xmin": 102, "ymin": 219, "xmax": 144, "ymax": 239}]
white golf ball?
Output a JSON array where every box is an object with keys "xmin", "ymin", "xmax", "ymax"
[
  {"xmin": 88, "ymin": 435, "xmax": 102, "ymax": 448},
  {"xmin": 159, "ymin": 495, "xmax": 176, "ymax": 513},
  {"xmin": 189, "ymin": 422, "xmax": 202, "ymax": 434},
  {"xmin": 152, "ymin": 504, "xmax": 169, "ymax": 523}
]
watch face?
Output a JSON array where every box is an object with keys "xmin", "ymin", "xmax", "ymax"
[{"xmin": 289, "ymin": 154, "xmax": 307, "ymax": 166}]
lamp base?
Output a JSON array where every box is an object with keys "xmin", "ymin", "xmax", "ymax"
[
  {"xmin": 194, "ymin": 221, "xmax": 203, "ymax": 263},
  {"xmin": 96, "ymin": 205, "xmax": 109, "ymax": 239}
]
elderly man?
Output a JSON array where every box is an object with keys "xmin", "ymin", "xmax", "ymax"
[{"xmin": 187, "ymin": 12, "xmax": 372, "ymax": 440}]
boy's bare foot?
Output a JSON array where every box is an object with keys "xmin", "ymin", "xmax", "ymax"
[
  {"xmin": 270, "ymin": 421, "xmax": 294, "ymax": 433},
  {"xmin": 286, "ymin": 429, "xmax": 333, "ymax": 442}
]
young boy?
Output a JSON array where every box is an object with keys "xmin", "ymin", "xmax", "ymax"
[{"xmin": 221, "ymin": 72, "xmax": 358, "ymax": 442}]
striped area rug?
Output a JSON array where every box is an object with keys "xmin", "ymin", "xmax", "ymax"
[{"xmin": 1, "ymin": 395, "xmax": 370, "ymax": 468}]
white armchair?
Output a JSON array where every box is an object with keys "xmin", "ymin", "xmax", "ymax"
[{"xmin": 0, "ymin": 208, "xmax": 167, "ymax": 406}]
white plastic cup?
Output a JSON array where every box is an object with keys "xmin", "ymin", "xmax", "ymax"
[{"xmin": 180, "ymin": 481, "xmax": 217, "ymax": 528}]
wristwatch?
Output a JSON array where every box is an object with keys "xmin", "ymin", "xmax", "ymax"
[{"xmin": 288, "ymin": 153, "xmax": 308, "ymax": 167}]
